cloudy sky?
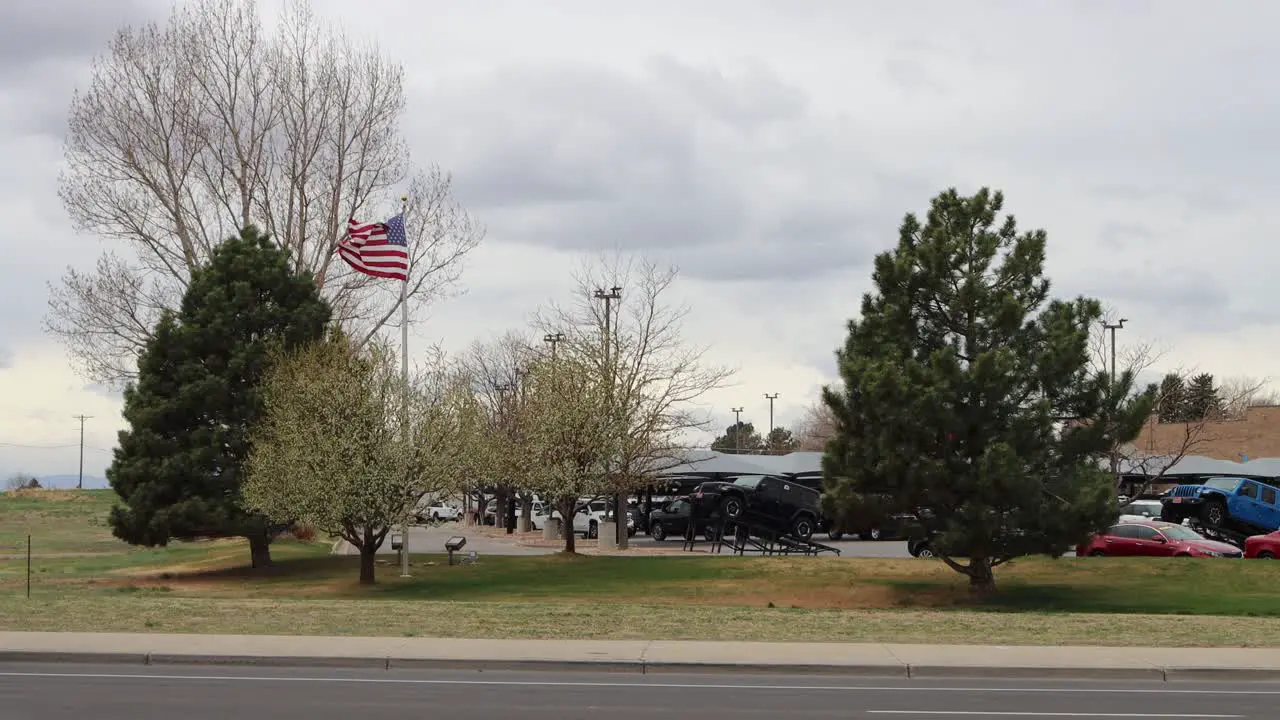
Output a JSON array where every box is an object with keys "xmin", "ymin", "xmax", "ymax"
[{"xmin": 3, "ymin": 0, "xmax": 1279, "ymax": 484}]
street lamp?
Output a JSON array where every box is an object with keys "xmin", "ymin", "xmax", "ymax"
[
  {"xmin": 763, "ymin": 393, "xmax": 779, "ymax": 436},
  {"xmin": 731, "ymin": 407, "xmax": 744, "ymax": 454}
]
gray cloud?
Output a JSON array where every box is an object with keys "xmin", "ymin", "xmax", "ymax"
[
  {"xmin": 0, "ymin": 1, "xmax": 164, "ymax": 68},
  {"xmin": 0, "ymin": 347, "xmax": 11, "ymax": 368},
  {"xmin": 410, "ymin": 59, "xmax": 925, "ymax": 283}
]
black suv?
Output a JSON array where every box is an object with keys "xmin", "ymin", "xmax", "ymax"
[
  {"xmin": 692, "ymin": 475, "xmax": 821, "ymax": 540},
  {"xmin": 647, "ymin": 496, "xmax": 719, "ymax": 541}
]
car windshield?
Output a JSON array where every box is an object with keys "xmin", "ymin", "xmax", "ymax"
[
  {"xmin": 733, "ymin": 475, "xmax": 765, "ymax": 490},
  {"xmin": 1159, "ymin": 525, "xmax": 1202, "ymax": 541},
  {"xmin": 1203, "ymin": 478, "xmax": 1241, "ymax": 491}
]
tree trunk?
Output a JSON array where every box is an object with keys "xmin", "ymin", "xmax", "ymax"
[
  {"xmin": 359, "ymin": 545, "xmax": 377, "ymax": 585},
  {"xmin": 558, "ymin": 499, "xmax": 577, "ymax": 554},
  {"xmin": 248, "ymin": 532, "xmax": 272, "ymax": 569},
  {"xmin": 967, "ymin": 556, "xmax": 996, "ymax": 595}
]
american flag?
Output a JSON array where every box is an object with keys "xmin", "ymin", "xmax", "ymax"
[{"xmin": 337, "ymin": 213, "xmax": 409, "ymax": 281}]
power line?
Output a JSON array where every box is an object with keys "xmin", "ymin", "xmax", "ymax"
[{"xmin": 0, "ymin": 442, "xmax": 112, "ymax": 453}]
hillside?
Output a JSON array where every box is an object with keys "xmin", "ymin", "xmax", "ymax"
[{"xmin": 0, "ymin": 488, "xmax": 126, "ymax": 556}]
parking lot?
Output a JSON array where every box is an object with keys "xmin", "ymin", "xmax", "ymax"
[{"xmin": 341, "ymin": 523, "xmax": 913, "ymax": 558}]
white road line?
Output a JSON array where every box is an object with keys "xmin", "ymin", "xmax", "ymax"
[
  {"xmin": 0, "ymin": 671, "xmax": 1277, "ymax": 696},
  {"xmin": 867, "ymin": 713, "xmax": 1240, "ymax": 718}
]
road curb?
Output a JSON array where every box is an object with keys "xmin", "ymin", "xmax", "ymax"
[
  {"xmin": 906, "ymin": 665, "xmax": 1166, "ymax": 681},
  {"xmin": 0, "ymin": 651, "xmax": 1275, "ymax": 681},
  {"xmin": 643, "ymin": 662, "xmax": 907, "ymax": 677}
]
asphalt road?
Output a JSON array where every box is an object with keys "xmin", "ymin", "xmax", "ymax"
[{"xmin": 0, "ymin": 663, "xmax": 1273, "ymax": 719}]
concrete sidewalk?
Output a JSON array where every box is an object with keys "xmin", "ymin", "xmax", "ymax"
[{"xmin": 1, "ymin": 632, "xmax": 1278, "ymax": 681}]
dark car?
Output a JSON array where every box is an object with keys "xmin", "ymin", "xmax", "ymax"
[
  {"xmin": 692, "ymin": 475, "xmax": 821, "ymax": 540},
  {"xmin": 647, "ymin": 496, "xmax": 718, "ymax": 541},
  {"xmin": 825, "ymin": 512, "xmax": 915, "ymax": 541}
]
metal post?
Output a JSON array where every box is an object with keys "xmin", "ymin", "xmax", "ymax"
[
  {"xmin": 731, "ymin": 407, "xmax": 744, "ymax": 454},
  {"xmin": 399, "ymin": 197, "xmax": 411, "ymax": 579},
  {"xmin": 26, "ymin": 535, "xmax": 31, "ymax": 599},
  {"xmin": 594, "ymin": 286, "xmax": 624, "ymax": 549},
  {"xmin": 73, "ymin": 415, "xmax": 91, "ymax": 489}
]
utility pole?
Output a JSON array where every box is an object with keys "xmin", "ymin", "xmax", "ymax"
[
  {"xmin": 593, "ymin": 286, "xmax": 625, "ymax": 549},
  {"xmin": 73, "ymin": 415, "xmax": 92, "ymax": 489},
  {"xmin": 1101, "ymin": 317, "xmax": 1128, "ymax": 483},
  {"xmin": 731, "ymin": 407, "xmax": 744, "ymax": 454},
  {"xmin": 543, "ymin": 332, "xmax": 565, "ymax": 360},
  {"xmin": 496, "ymin": 379, "xmax": 518, "ymax": 534}
]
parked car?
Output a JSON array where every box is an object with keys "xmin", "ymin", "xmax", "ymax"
[
  {"xmin": 1244, "ymin": 530, "xmax": 1280, "ymax": 559},
  {"xmin": 1160, "ymin": 477, "xmax": 1280, "ymax": 538},
  {"xmin": 1118, "ymin": 499, "xmax": 1163, "ymax": 523},
  {"xmin": 1077, "ymin": 520, "xmax": 1243, "ymax": 558},
  {"xmin": 824, "ymin": 512, "xmax": 914, "ymax": 541},
  {"xmin": 647, "ymin": 496, "xmax": 718, "ymax": 541},
  {"xmin": 691, "ymin": 475, "xmax": 821, "ymax": 540},
  {"xmin": 530, "ymin": 499, "xmax": 635, "ymax": 539}
]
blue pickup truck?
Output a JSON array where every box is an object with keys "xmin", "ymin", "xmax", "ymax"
[{"xmin": 1160, "ymin": 476, "xmax": 1280, "ymax": 542}]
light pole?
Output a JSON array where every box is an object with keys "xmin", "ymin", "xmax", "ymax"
[
  {"xmin": 73, "ymin": 415, "xmax": 92, "ymax": 489},
  {"xmin": 543, "ymin": 332, "xmax": 565, "ymax": 360},
  {"xmin": 764, "ymin": 392, "xmax": 779, "ymax": 436},
  {"xmin": 731, "ymin": 407, "xmax": 744, "ymax": 454},
  {"xmin": 593, "ymin": 286, "xmax": 625, "ymax": 549},
  {"xmin": 496, "ymin": 380, "xmax": 518, "ymax": 534},
  {"xmin": 1102, "ymin": 317, "xmax": 1128, "ymax": 482},
  {"xmin": 1102, "ymin": 318, "xmax": 1128, "ymax": 381}
]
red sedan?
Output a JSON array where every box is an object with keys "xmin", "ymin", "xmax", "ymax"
[
  {"xmin": 1077, "ymin": 520, "xmax": 1242, "ymax": 558},
  {"xmin": 1244, "ymin": 531, "xmax": 1280, "ymax": 559}
]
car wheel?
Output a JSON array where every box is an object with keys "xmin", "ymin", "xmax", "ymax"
[
  {"xmin": 721, "ymin": 497, "xmax": 744, "ymax": 519},
  {"xmin": 588, "ymin": 521, "xmax": 598, "ymax": 539},
  {"xmin": 1258, "ymin": 550, "xmax": 1276, "ymax": 559},
  {"xmin": 916, "ymin": 544, "xmax": 935, "ymax": 558},
  {"xmin": 791, "ymin": 517, "xmax": 814, "ymax": 540},
  {"xmin": 650, "ymin": 522, "xmax": 666, "ymax": 541},
  {"xmin": 869, "ymin": 527, "xmax": 882, "ymax": 541},
  {"xmin": 431, "ymin": 513, "xmax": 440, "ymax": 522},
  {"xmin": 1200, "ymin": 499, "xmax": 1226, "ymax": 528},
  {"xmin": 1089, "ymin": 549, "xmax": 1106, "ymax": 557},
  {"xmin": 828, "ymin": 531, "xmax": 844, "ymax": 541},
  {"xmin": 703, "ymin": 526, "xmax": 719, "ymax": 541}
]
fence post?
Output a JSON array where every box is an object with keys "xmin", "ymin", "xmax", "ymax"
[{"xmin": 26, "ymin": 534, "xmax": 31, "ymax": 598}]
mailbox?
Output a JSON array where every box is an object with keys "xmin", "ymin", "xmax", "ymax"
[
  {"xmin": 390, "ymin": 533, "xmax": 403, "ymax": 551},
  {"xmin": 445, "ymin": 536, "xmax": 466, "ymax": 565}
]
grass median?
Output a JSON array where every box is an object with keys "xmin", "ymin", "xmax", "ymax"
[{"xmin": 3, "ymin": 489, "xmax": 1280, "ymax": 646}]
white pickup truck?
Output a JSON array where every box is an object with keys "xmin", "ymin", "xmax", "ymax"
[
  {"xmin": 415, "ymin": 502, "xmax": 461, "ymax": 523},
  {"xmin": 530, "ymin": 499, "xmax": 636, "ymax": 539}
]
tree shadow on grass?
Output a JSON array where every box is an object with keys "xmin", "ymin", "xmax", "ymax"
[{"xmin": 882, "ymin": 580, "xmax": 1280, "ymax": 617}]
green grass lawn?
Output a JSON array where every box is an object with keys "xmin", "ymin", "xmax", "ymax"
[{"xmin": 4, "ymin": 488, "xmax": 1280, "ymax": 646}]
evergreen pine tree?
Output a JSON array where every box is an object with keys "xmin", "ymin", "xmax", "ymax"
[
  {"xmin": 821, "ymin": 188, "xmax": 1154, "ymax": 593},
  {"xmin": 1156, "ymin": 373, "xmax": 1186, "ymax": 422},
  {"xmin": 107, "ymin": 227, "xmax": 331, "ymax": 567},
  {"xmin": 1182, "ymin": 373, "xmax": 1222, "ymax": 421}
]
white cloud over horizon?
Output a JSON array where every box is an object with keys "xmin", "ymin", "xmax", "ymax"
[{"xmin": 3, "ymin": 0, "xmax": 1279, "ymax": 480}]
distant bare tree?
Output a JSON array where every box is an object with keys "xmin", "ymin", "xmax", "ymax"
[
  {"xmin": 460, "ymin": 331, "xmax": 539, "ymax": 531},
  {"xmin": 1219, "ymin": 375, "xmax": 1280, "ymax": 417},
  {"xmin": 796, "ymin": 399, "xmax": 837, "ymax": 451},
  {"xmin": 5, "ymin": 473, "xmax": 41, "ymax": 491},
  {"xmin": 49, "ymin": 0, "xmax": 482, "ymax": 385},
  {"xmin": 535, "ymin": 253, "xmax": 735, "ymax": 548},
  {"xmin": 1119, "ymin": 371, "xmax": 1265, "ymax": 501}
]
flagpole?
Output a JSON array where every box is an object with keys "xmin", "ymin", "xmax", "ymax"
[{"xmin": 399, "ymin": 195, "xmax": 412, "ymax": 579}]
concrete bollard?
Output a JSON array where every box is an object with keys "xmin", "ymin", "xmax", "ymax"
[
  {"xmin": 517, "ymin": 517, "xmax": 531, "ymax": 533},
  {"xmin": 543, "ymin": 518, "xmax": 561, "ymax": 541},
  {"xmin": 599, "ymin": 521, "xmax": 618, "ymax": 550}
]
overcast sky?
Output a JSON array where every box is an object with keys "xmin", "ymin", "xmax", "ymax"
[{"xmin": 3, "ymin": 0, "xmax": 1279, "ymax": 482}]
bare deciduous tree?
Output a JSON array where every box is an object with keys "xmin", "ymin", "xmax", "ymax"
[
  {"xmin": 1219, "ymin": 375, "xmax": 1280, "ymax": 418},
  {"xmin": 459, "ymin": 331, "xmax": 539, "ymax": 530},
  {"xmin": 49, "ymin": 0, "xmax": 483, "ymax": 385},
  {"xmin": 1119, "ymin": 371, "xmax": 1265, "ymax": 501},
  {"xmin": 795, "ymin": 399, "xmax": 837, "ymax": 451},
  {"xmin": 535, "ymin": 254, "xmax": 734, "ymax": 548}
]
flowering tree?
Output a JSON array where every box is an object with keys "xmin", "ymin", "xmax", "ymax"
[
  {"xmin": 244, "ymin": 335, "xmax": 480, "ymax": 584},
  {"xmin": 518, "ymin": 357, "xmax": 621, "ymax": 553}
]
